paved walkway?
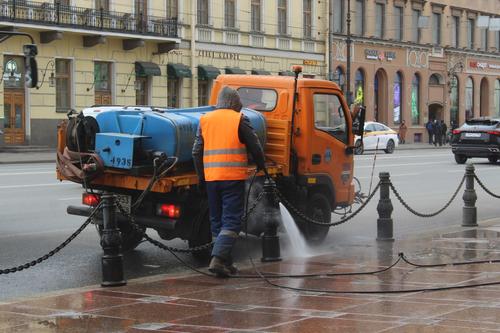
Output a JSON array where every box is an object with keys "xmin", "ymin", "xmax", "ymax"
[{"xmin": 2, "ymin": 218, "xmax": 500, "ymax": 332}]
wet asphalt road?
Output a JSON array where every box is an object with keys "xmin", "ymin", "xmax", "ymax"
[{"xmin": 1, "ymin": 148, "xmax": 499, "ymax": 301}]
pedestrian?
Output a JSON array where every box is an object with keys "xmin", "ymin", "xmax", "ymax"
[
  {"xmin": 398, "ymin": 120, "xmax": 407, "ymax": 144},
  {"xmin": 433, "ymin": 119, "xmax": 442, "ymax": 146},
  {"xmin": 426, "ymin": 120, "xmax": 434, "ymax": 145},
  {"xmin": 192, "ymin": 87, "xmax": 266, "ymax": 278},
  {"xmin": 441, "ymin": 120, "xmax": 448, "ymax": 145}
]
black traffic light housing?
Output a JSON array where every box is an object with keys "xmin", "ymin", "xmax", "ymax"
[{"xmin": 23, "ymin": 44, "xmax": 38, "ymax": 88}]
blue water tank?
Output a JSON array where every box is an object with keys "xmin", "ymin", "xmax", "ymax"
[{"xmin": 93, "ymin": 106, "xmax": 267, "ymax": 163}]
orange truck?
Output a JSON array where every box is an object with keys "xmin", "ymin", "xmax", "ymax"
[{"xmin": 57, "ymin": 67, "xmax": 365, "ymax": 253}]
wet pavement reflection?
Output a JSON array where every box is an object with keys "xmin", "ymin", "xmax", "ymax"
[{"xmin": 3, "ymin": 223, "xmax": 500, "ymax": 332}]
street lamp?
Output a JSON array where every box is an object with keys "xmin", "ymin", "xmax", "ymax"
[{"xmin": 346, "ymin": 0, "xmax": 352, "ymax": 106}]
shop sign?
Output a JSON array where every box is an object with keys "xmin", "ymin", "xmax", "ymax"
[
  {"xmin": 303, "ymin": 59, "xmax": 318, "ymax": 66},
  {"xmin": 364, "ymin": 49, "xmax": 396, "ymax": 61},
  {"xmin": 252, "ymin": 55, "xmax": 265, "ymax": 62},
  {"xmin": 469, "ymin": 60, "xmax": 500, "ymax": 70},
  {"xmin": 3, "ymin": 59, "xmax": 22, "ymax": 88},
  {"xmin": 198, "ymin": 50, "xmax": 240, "ymax": 60}
]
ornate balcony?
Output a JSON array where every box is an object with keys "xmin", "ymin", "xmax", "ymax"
[{"xmin": 0, "ymin": 0, "xmax": 178, "ymax": 39}]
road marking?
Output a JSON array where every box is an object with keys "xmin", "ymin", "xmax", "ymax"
[
  {"xmin": 356, "ymin": 161, "xmax": 445, "ymax": 168},
  {"xmin": 57, "ymin": 197, "xmax": 82, "ymax": 201},
  {"xmin": 355, "ymin": 153, "xmax": 451, "ymax": 161},
  {"xmin": 0, "ymin": 228, "xmax": 89, "ymax": 239},
  {"xmin": 356, "ymin": 172, "xmax": 421, "ymax": 180},
  {"xmin": 0, "ymin": 183, "xmax": 76, "ymax": 189},
  {"xmin": 0, "ymin": 171, "xmax": 54, "ymax": 176}
]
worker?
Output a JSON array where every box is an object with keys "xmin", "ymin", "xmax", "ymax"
[{"xmin": 192, "ymin": 87, "xmax": 266, "ymax": 278}]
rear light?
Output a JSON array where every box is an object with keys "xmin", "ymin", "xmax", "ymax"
[
  {"xmin": 156, "ymin": 203, "xmax": 181, "ymax": 219},
  {"xmin": 452, "ymin": 129, "xmax": 461, "ymax": 135},
  {"xmin": 82, "ymin": 193, "xmax": 101, "ymax": 206},
  {"xmin": 487, "ymin": 131, "xmax": 500, "ymax": 136}
]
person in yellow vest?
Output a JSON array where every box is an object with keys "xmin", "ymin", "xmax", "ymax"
[{"xmin": 192, "ymin": 87, "xmax": 266, "ymax": 277}]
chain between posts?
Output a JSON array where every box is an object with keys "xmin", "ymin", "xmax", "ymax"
[
  {"xmin": 0, "ymin": 203, "xmax": 102, "ymax": 275},
  {"xmin": 474, "ymin": 174, "xmax": 500, "ymax": 199},
  {"xmin": 274, "ymin": 182, "xmax": 381, "ymax": 227},
  {"xmin": 389, "ymin": 175, "xmax": 466, "ymax": 218}
]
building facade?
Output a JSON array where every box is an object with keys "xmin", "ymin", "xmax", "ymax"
[
  {"xmin": 0, "ymin": 0, "xmax": 328, "ymax": 147},
  {"xmin": 331, "ymin": 0, "xmax": 500, "ymax": 143}
]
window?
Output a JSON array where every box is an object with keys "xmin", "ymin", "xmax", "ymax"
[
  {"xmin": 354, "ymin": 0, "xmax": 364, "ymax": 36},
  {"xmin": 94, "ymin": 61, "xmax": 112, "ymax": 105},
  {"xmin": 432, "ymin": 13, "xmax": 441, "ymax": 45},
  {"xmin": 412, "ymin": 9, "xmax": 421, "ymax": 43},
  {"xmin": 135, "ymin": 77, "xmax": 149, "ymax": 106},
  {"xmin": 354, "ymin": 69, "xmax": 364, "ymax": 105},
  {"xmin": 197, "ymin": 0, "xmax": 209, "ymax": 25},
  {"xmin": 238, "ymin": 87, "xmax": 278, "ymax": 111},
  {"xmin": 224, "ymin": 0, "xmax": 236, "ymax": 28},
  {"xmin": 411, "ymin": 74, "xmax": 420, "ymax": 125},
  {"xmin": 495, "ymin": 79, "xmax": 500, "ymax": 117},
  {"xmin": 95, "ymin": 0, "xmax": 109, "ymax": 10},
  {"xmin": 198, "ymin": 80, "xmax": 209, "ymax": 106},
  {"xmin": 56, "ymin": 59, "xmax": 71, "ymax": 113},
  {"xmin": 481, "ymin": 28, "xmax": 488, "ymax": 51},
  {"xmin": 277, "ymin": 0, "xmax": 287, "ymax": 35},
  {"xmin": 393, "ymin": 72, "xmax": 402, "ymax": 124},
  {"xmin": 166, "ymin": 0, "xmax": 178, "ymax": 19},
  {"xmin": 333, "ymin": 0, "xmax": 344, "ymax": 33},
  {"xmin": 251, "ymin": 0, "xmax": 261, "ymax": 31},
  {"xmin": 451, "ymin": 16, "xmax": 460, "ymax": 48},
  {"xmin": 467, "ymin": 18, "xmax": 475, "ymax": 48},
  {"xmin": 333, "ymin": 66, "xmax": 346, "ymax": 94},
  {"xmin": 375, "ymin": 4, "xmax": 384, "ymax": 38},
  {"xmin": 394, "ymin": 6, "xmax": 403, "ymax": 41},
  {"xmin": 303, "ymin": 0, "xmax": 312, "ymax": 38},
  {"xmin": 466, "ymin": 77, "xmax": 474, "ymax": 120},
  {"xmin": 450, "ymin": 76, "xmax": 459, "ymax": 125},
  {"xmin": 167, "ymin": 79, "xmax": 180, "ymax": 107},
  {"xmin": 429, "ymin": 74, "xmax": 441, "ymax": 85},
  {"xmin": 313, "ymin": 93, "xmax": 348, "ymax": 143}
]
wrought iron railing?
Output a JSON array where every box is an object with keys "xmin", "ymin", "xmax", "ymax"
[{"xmin": 0, "ymin": 0, "xmax": 178, "ymax": 38}]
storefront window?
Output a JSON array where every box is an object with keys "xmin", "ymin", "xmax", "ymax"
[
  {"xmin": 411, "ymin": 74, "xmax": 420, "ymax": 125},
  {"xmin": 333, "ymin": 66, "xmax": 345, "ymax": 94},
  {"xmin": 167, "ymin": 79, "xmax": 180, "ymax": 108},
  {"xmin": 393, "ymin": 72, "xmax": 402, "ymax": 124},
  {"xmin": 495, "ymin": 79, "xmax": 500, "ymax": 118},
  {"xmin": 354, "ymin": 69, "xmax": 364, "ymax": 105},
  {"xmin": 450, "ymin": 75, "xmax": 459, "ymax": 126},
  {"xmin": 465, "ymin": 77, "xmax": 474, "ymax": 120}
]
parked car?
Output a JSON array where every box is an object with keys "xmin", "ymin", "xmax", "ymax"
[
  {"xmin": 354, "ymin": 121, "xmax": 399, "ymax": 155},
  {"xmin": 451, "ymin": 117, "xmax": 500, "ymax": 164}
]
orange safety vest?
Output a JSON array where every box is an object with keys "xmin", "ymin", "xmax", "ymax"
[{"xmin": 200, "ymin": 109, "xmax": 248, "ymax": 181}]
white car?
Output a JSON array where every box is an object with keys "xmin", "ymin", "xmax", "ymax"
[{"xmin": 354, "ymin": 121, "xmax": 399, "ymax": 155}]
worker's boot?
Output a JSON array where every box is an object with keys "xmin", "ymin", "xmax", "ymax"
[
  {"xmin": 208, "ymin": 256, "xmax": 230, "ymax": 278},
  {"xmin": 225, "ymin": 257, "xmax": 238, "ymax": 275}
]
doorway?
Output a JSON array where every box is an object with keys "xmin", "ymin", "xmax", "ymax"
[
  {"xmin": 428, "ymin": 103, "xmax": 443, "ymax": 121},
  {"xmin": 3, "ymin": 56, "xmax": 26, "ymax": 145},
  {"xmin": 374, "ymin": 69, "xmax": 388, "ymax": 124}
]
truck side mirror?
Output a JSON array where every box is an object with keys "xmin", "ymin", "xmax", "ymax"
[
  {"xmin": 23, "ymin": 44, "xmax": 38, "ymax": 88},
  {"xmin": 352, "ymin": 106, "xmax": 366, "ymax": 137}
]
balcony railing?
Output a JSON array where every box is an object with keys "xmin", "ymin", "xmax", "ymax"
[{"xmin": 0, "ymin": 0, "xmax": 178, "ymax": 38}]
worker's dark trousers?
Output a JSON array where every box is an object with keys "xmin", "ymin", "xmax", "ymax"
[{"xmin": 206, "ymin": 180, "xmax": 245, "ymax": 263}]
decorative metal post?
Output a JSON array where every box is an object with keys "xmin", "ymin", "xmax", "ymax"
[
  {"xmin": 462, "ymin": 163, "xmax": 478, "ymax": 227},
  {"xmin": 346, "ymin": 0, "xmax": 352, "ymax": 105},
  {"xmin": 261, "ymin": 178, "xmax": 282, "ymax": 262},
  {"xmin": 377, "ymin": 172, "xmax": 394, "ymax": 241},
  {"xmin": 101, "ymin": 193, "xmax": 126, "ymax": 287}
]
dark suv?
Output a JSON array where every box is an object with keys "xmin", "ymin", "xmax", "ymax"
[{"xmin": 451, "ymin": 118, "xmax": 500, "ymax": 164}]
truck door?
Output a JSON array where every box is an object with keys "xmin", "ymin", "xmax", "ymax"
[{"xmin": 306, "ymin": 90, "xmax": 353, "ymax": 205}]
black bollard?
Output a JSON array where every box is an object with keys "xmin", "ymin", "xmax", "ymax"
[
  {"xmin": 100, "ymin": 193, "xmax": 126, "ymax": 287},
  {"xmin": 377, "ymin": 172, "xmax": 394, "ymax": 241},
  {"xmin": 261, "ymin": 178, "xmax": 282, "ymax": 262},
  {"xmin": 462, "ymin": 163, "xmax": 478, "ymax": 227}
]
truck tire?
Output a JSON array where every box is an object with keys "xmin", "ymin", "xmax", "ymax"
[
  {"xmin": 188, "ymin": 210, "xmax": 212, "ymax": 261},
  {"xmin": 488, "ymin": 156, "xmax": 498, "ymax": 163},
  {"xmin": 97, "ymin": 220, "xmax": 145, "ymax": 252},
  {"xmin": 302, "ymin": 192, "xmax": 331, "ymax": 244}
]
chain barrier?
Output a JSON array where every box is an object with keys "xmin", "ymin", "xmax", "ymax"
[
  {"xmin": 116, "ymin": 191, "xmax": 265, "ymax": 254},
  {"xmin": 474, "ymin": 174, "xmax": 500, "ymax": 199},
  {"xmin": 274, "ymin": 181, "xmax": 381, "ymax": 227},
  {"xmin": 389, "ymin": 175, "xmax": 465, "ymax": 218},
  {"xmin": 0, "ymin": 203, "xmax": 102, "ymax": 275}
]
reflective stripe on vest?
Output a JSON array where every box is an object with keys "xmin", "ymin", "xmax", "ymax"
[{"xmin": 200, "ymin": 109, "xmax": 248, "ymax": 181}]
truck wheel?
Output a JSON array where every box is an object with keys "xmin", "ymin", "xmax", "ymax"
[
  {"xmin": 488, "ymin": 156, "xmax": 498, "ymax": 163},
  {"xmin": 302, "ymin": 193, "xmax": 331, "ymax": 245},
  {"xmin": 188, "ymin": 211, "xmax": 212, "ymax": 261},
  {"xmin": 97, "ymin": 221, "xmax": 145, "ymax": 252},
  {"xmin": 354, "ymin": 140, "xmax": 364, "ymax": 155},
  {"xmin": 454, "ymin": 154, "xmax": 467, "ymax": 164}
]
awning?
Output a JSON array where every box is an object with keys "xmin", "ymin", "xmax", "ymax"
[
  {"xmin": 135, "ymin": 61, "xmax": 161, "ymax": 77},
  {"xmin": 198, "ymin": 65, "xmax": 220, "ymax": 80},
  {"xmin": 225, "ymin": 67, "xmax": 246, "ymax": 75},
  {"xmin": 251, "ymin": 69, "xmax": 271, "ymax": 75},
  {"xmin": 278, "ymin": 70, "xmax": 295, "ymax": 76},
  {"xmin": 167, "ymin": 63, "xmax": 192, "ymax": 78}
]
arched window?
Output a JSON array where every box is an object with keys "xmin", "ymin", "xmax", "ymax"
[
  {"xmin": 354, "ymin": 69, "xmax": 364, "ymax": 105},
  {"xmin": 411, "ymin": 74, "xmax": 420, "ymax": 125},
  {"xmin": 333, "ymin": 67, "xmax": 346, "ymax": 94},
  {"xmin": 495, "ymin": 79, "xmax": 500, "ymax": 118},
  {"xmin": 393, "ymin": 72, "xmax": 402, "ymax": 124},
  {"xmin": 465, "ymin": 77, "xmax": 474, "ymax": 120},
  {"xmin": 450, "ymin": 75, "xmax": 459, "ymax": 126},
  {"xmin": 429, "ymin": 74, "xmax": 442, "ymax": 85}
]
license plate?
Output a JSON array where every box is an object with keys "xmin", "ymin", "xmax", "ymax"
[
  {"xmin": 116, "ymin": 194, "xmax": 132, "ymax": 214},
  {"xmin": 465, "ymin": 132, "xmax": 481, "ymax": 138}
]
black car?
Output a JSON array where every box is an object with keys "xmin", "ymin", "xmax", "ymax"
[{"xmin": 451, "ymin": 118, "xmax": 500, "ymax": 164}]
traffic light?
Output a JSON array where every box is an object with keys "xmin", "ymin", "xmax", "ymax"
[{"xmin": 23, "ymin": 44, "xmax": 38, "ymax": 88}]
